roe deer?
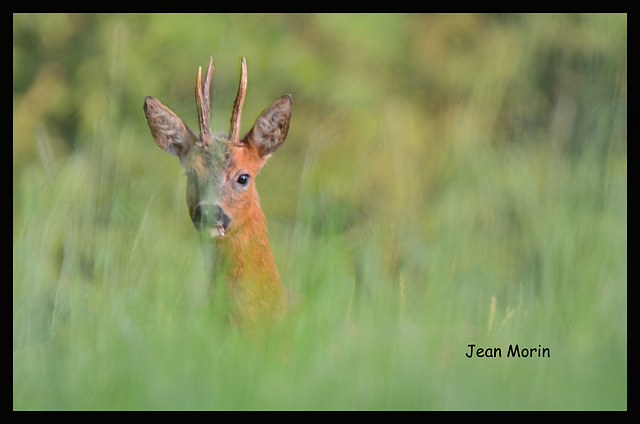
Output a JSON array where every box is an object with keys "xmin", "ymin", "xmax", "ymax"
[{"xmin": 143, "ymin": 57, "xmax": 293, "ymax": 327}]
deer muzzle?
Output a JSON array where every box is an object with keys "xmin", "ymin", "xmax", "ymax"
[{"xmin": 193, "ymin": 202, "xmax": 232, "ymax": 238}]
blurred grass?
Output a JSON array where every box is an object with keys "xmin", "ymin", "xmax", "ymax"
[{"xmin": 13, "ymin": 13, "xmax": 626, "ymax": 410}]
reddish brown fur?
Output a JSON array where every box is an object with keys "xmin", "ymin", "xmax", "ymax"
[{"xmin": 215, "ymin": 143, "xmax": 287, "ymax": 326}]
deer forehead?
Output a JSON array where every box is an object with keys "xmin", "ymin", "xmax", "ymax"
[
  {"xmin": 181, "ymin": 137, "xmax": 265, "ymax": 189},
  {"xmin": 180, "ymin": 136, "xmax": 226, "ymax": 176}
]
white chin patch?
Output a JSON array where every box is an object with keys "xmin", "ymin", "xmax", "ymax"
[{"xmin": 208, "ymin": 225, "xmax": 225, "ymax": 239}]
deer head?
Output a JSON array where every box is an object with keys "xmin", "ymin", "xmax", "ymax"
[{"xmin": 143, "ymin": 57, "xmax": 292, "ymax": 241}]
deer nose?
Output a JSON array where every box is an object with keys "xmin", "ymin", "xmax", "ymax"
[{"xmin": 193, "ymin": 203, "xmax": 231, "ymax": 234}]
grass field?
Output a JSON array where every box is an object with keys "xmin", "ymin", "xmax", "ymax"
[{"xmin": 13, "ymin": 13, "xmax": 626, "ymax": 410}]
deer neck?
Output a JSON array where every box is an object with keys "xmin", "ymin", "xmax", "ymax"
[{"xmin": 206, "ymin": 201, "xmax": 285, "ymax": 326}]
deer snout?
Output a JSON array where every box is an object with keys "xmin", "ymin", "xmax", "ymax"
[{"xmin": 193, "ymin": 203, "xmax": 232, "ymax": 238}]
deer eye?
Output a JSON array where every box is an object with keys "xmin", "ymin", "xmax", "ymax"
[{"xmin": 236, "ymin": 173, "xmax": 250, "ymax": 186}]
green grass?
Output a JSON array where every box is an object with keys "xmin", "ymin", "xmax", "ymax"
[
  {"xmin": 14, "ymin": 13, "xmax": 626, "ymax": 410},
  {"xmin": 13, "ymin": 114, "xmax": 627, "ymax": 410}
]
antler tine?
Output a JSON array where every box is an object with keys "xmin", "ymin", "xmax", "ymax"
[
  {"xmin": 195, "ymin": 57, "xmax": 214, "ymax": 148},
  {"xmin": 229, "ymin": 57, "xmax": 247, "ymax": 145}
]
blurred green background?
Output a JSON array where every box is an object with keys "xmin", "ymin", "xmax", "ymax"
[{"xmin": 13, "ymin": 13, "xmax": 626, "ymax": 410}]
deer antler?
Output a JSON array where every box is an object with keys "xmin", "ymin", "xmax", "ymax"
[
  {"xmin": 229, "ymin": 57, "xmax": 247, "ymax": 146},
  {"xmin": 195, "ymin": 57, "xmax": 214, "ymax": 148}
]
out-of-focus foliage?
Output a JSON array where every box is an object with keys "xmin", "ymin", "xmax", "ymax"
[{"xmin": 14, "ymin": 14, "xmax": 626, "ymax": 162}]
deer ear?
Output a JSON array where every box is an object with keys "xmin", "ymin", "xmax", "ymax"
[
  {"xmin": 245, "ymin": 94, "xmax": 292, "ymax": 157},
  {"xmin": 144, "ymin": 96, "xmax": 197, "ymax": 157}
]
